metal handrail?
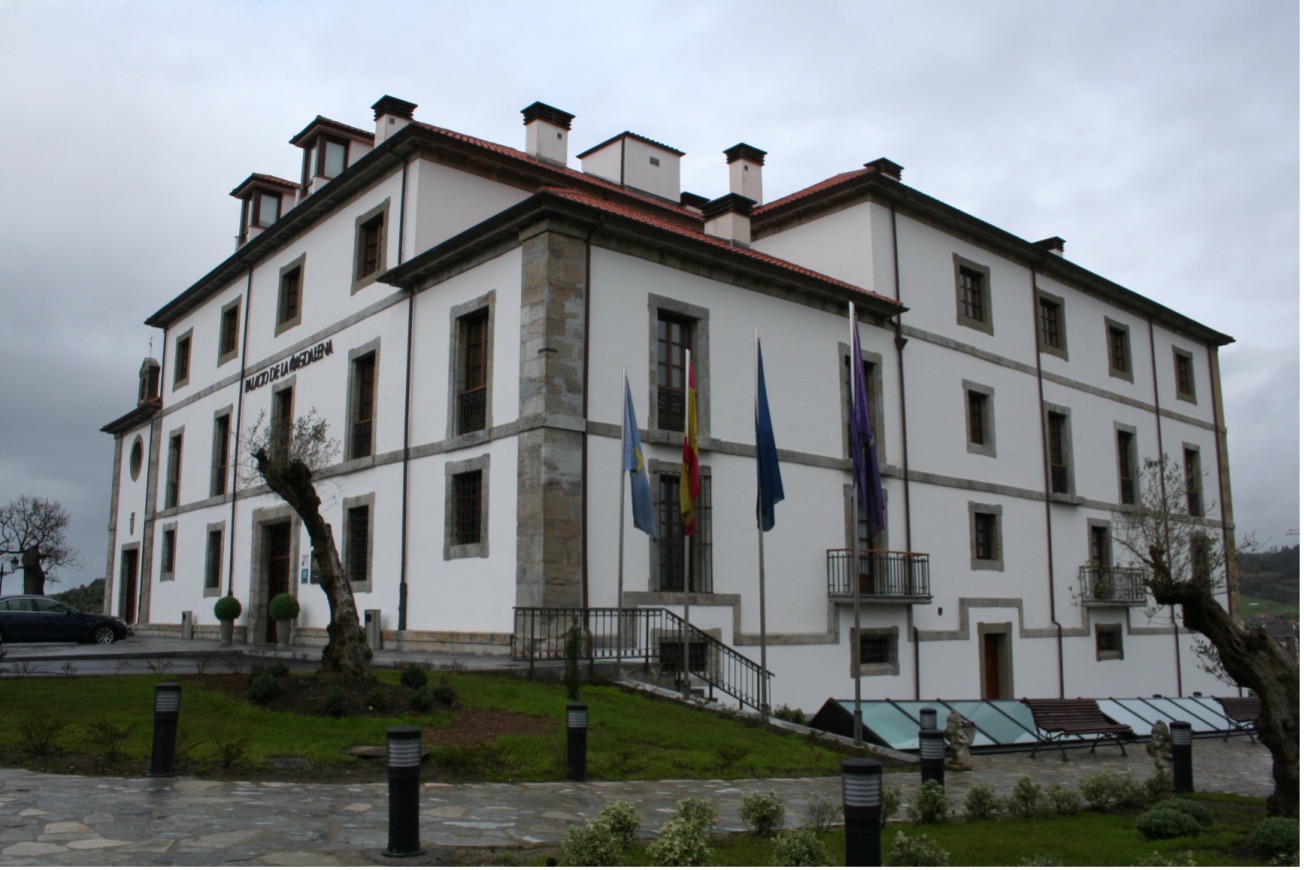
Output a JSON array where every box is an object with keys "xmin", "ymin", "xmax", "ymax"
[
  {"xmin": 1078, "ymin": 565, "xmax": 1148, "ymax": 604},
  {"xmin": 511, "ymin": 606, "xmax": 772, "ymax": 712},
  {"xmin": 826, "ymin": 549, "xmax": 931, "ymax": 598}
]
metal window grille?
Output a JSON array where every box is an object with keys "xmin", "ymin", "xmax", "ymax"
[
  {"xmin": 1048, "ymin": 412, "xmax": 1069, "ymax": 493},
  {"xmin": 453, "ymin": 471, "xmax": 482, "ymax": 545},
  {"xmin": 161, "ymin": 529, "xmax": 175, "ymax": 574},
  {"xmin": 1096, "ymin": 629, "xmax": 1122, "ymax": 654},
  {"xmin": 975, "ymin": 513, "xmax": 997, "ymax": 561},
  {"xmin": 1117, "ymin": 431, "xmax": 1136, "ymax": 504},
  {"xmin": 656, "ymin": 473, "xmax": 712, "ymax": 593},
  {"xmin": 458, "ymin": 312, "xmax": 488, "ymax": 434},
  {"xmin": 205, "ymin": 530, "xmax": 222, "ymax": 590},
  {"xmin": 346, "ymin": 506, "xmax": 369, "ymax": 585},
  {"xmin": 859, "ymin": 633, "xmax": 892, "ymax": 665}
]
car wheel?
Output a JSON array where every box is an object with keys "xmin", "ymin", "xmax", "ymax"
[{"xmin": 91, "ymin": 624, "xmax": 117, "ymax": 645}]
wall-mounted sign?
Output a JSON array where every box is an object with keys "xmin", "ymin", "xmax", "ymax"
[
  {"xmin": 300, "ymin": 554, "xmax": 310, "ymax": 585},
  {"xmin": 244, "ymin": 339, "xmax": 334, "ymax": 393}
]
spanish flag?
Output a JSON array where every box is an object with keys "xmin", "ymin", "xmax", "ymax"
[{"xmin": 679, "ymin": 360, "xmax": 700, "ymax": 536}]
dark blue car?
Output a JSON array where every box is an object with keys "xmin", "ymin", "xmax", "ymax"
[{"xmin": 0, "ymin": 595, "xmax": 127, "ymax": 645}]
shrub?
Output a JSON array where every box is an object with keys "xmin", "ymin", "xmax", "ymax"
[
  {"xmin": 564, "ymin": 621, "xmax": 582, "ymax": 701},
  {"xmin": 671, "ymin": 797, "xmax": 716, "ymax": 833},
  {"xmin": 85, "ymin": 719, "xmax": 133, "ymax": 762},
  {"xmin": 267, "ymin": 593, "xmax": 300, "ymax": 621},
  {"xmin": 213, "ymin": 595, "xmax": 242, "ymax": 621},
  {"xmin": 715, "ymin": 744, "xmax": 749, "ymax": 771},
  {"xmin": 1135, "ymin": 806, "xmax": 1202, "ymax": 840},
  {"xmin": 1136, "ymin": 850, "xmax": 1197, "ymax": 866},
  {"xmin": 411, "ymin": 687, "xmax": 436, "ymax": 713},
  {"xmin": 1150, "ymin": 798, "xmax": 1212, "ymax": 829},
  {"xmin": 1017, "ymin": 855, "xmax": 1063, "ymax": 866},
  {"xmin": 1249, "ymin": 817, "xmax": 1300, "ymax": 863},
  {"xmin": 252, "ymin": 661, "xmax": 289, "ymax": 680},
  {"xmin": 881, "ymin": 783, "xmax": 902, "ymax": 827},
  {"xmin": 431, "ymin": 682, "xmax": 457, "ymax": 707},
  {"xmin": 1080, "ymin": 772, "xmax": 1116, "ymax": 810},
  {"xmin": 321, "ymin": 686, "xmax": 349, "ymax": 718},
  {"xmin": 907, "ymin": 779, "xmax": 950, "ymax": 825},
  {"xmin": 1144, "ymin": 771, "xmax": 1174, "ymax": 803},
  {"xmin": 805, "ymin": 796, "xmax": 842, "ymax": 833},
  {"xmin": 886, "ymin": 830, "xmax": 949, "ymax": 866},
  {"xmin": 215, "ymin": 735, "xmax": 250, "ymax": 768},
  {"xmin": 1111, "ymin": 776, "xmax": 1148, "ymax": 809},
  {"xmin": 17, "ymin": 714, "xmax": 68, "ymax": 756},
  {"xmin": 772, "ymin": 704, "xmax": 807, "ymax": 726},
  {"xmin": 1009, "ymin": 775, "xmax": 1045, "ymax": 818},
  {"xmin": 557, "ymin": 818, "xmax": 624, "ymax": 867},
  {"xmin": 399, "ymin": 663, "xmax": 429, "ymax": 690},
  {"xmin": 647, "ymin": 816, "xmax": 712, "ymax": 866},
  {"xmin": 772, "ymin": 828, "xmax": 831, "ymax": 866},
  {"xmin": 1045, "ymin": 783, "xmax": 1082, "ymax": 816},
  {"xmin": 597, "ymin": 801, "xmax": 641, "ymax": 850},
  {"xmin": 963, "ymin": 782, "xmax": 1003, "ymax": 821},
  {"xmin": 247, "ymin": 672, "xmax": 280, "ymax": 704},
  {"xmin": 741, "ymin": 790, "xmax": 786, "ymax": 837}
]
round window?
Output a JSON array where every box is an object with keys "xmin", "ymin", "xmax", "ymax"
[{"xmin": 129, "ymin": 436, "xmax": 144, "ymax": 481}]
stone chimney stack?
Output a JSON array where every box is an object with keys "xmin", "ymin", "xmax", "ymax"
[
  {"xmin": 522, "ymin": 101, "xmax": 574, "ymax": 166},
  {"xmin": 725, "ymin": 143, "xmax": 765, "ymax": 204},
  {"xmin": 1034, "ymin": 236, "xmax": 1066, "ymax": 257},
  {"xmin": 864, "ymin": 157, "xmax": 904, "ymax": 180},
  {"xmin": 372, "ymin": 95, "xmax": 417, "ymax": 146},
  {"xmin": 702, "ymin": 193, "xmax": 756, "ymax": 246}
]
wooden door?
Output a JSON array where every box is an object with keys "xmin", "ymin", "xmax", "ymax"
[
  {"xmin": 265, "ymin": 522, "xmax": 292, "ymax": 643},
  {"xmin": 982, "ymin": 633, "xmax": 1003, "ymax": 700},
  {"xmin": 120, "ymin": 549, "xmax": 138, "ymax": 624}
]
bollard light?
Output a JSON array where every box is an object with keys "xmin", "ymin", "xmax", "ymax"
[
  {"xmin": 384, "ymin": 726, "xmax": 425, "ymax": 858},
  {"xmin": 919, "ymin": 707, "xmax": 937, "ymax": 730},
  {"xmin": 148, "ymin": 683, "xmax": 182, "ymax": 777},
  {"xmin": 842, "ymin": 757, "xmax": 883, "ymax": 867},
  {"xmin": 919, "ymin": 727, "xmax": 946, "ymax": 787},
  {"xmin": 1170, "ymin": 720, "xmax": 1193, "ymax": 794},
  {"xmin": 567, "ymin": 703, "xmax": 589, "ymax": 782}
]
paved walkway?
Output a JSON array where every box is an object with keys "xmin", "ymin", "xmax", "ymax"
[{"xmin": 0, "ymin": 739, "xmax": 1272, "ymax": 865}]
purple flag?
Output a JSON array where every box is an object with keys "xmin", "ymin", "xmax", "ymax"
[{"xmin": 851, "ymin": 318, "xmax": 886, "ymax": 540}]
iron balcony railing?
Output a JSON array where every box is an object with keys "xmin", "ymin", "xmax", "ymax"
[
  {"xmin": 458, "ymin": 386, "xmax": 487, "ymax": 435},
  {"xmin": 1078, "ymin": 565, "xmax": 1149, "ymax": 605},
  {"xmin": 512, "ymin": 606, "xmax": 772, "ymax": 712},
  {"xmin": 827, "ymin": 549, "xmax": 931, "ymax": 600}
]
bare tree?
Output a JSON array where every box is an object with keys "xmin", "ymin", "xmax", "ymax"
[
  {"xmin": 0, "ymin": 495, "xmax": 80, "ymax": 595},
  {"xmin": 1113, "ymin": 456, "xmax": 1298, "ymax": 817},
  {"xmin": 244, "ymin": 410, "xmax": 373, "ymax": 681}
]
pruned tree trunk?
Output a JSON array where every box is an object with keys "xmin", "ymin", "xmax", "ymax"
[
  {"xmin": 1151, "ymin": 547, "xmax": 1299, "ymax": 817},
  {"xmin": 253, "ymin": 447, "xmax": 373, "ymax": 682},
  {"xmin": 21, "ymin": 546, "xmax": 46, "ymax": 595}
]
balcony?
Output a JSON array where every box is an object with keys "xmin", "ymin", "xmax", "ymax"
[
  {"xmin": 827, "ymin": 549, "xmax": 931, "ymax": 603},
  {"xmin": 457, "ymin": 386, "xmax": 486, "ymax": 435},
  {"xmin": 1078, "ymin": 565, "xmax": 1148, "ymax": 606}
]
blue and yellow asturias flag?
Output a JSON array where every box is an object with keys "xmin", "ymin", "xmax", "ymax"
[{"xmin": 623, "ymin": 377, "xmax": 657, "ymax": 539}]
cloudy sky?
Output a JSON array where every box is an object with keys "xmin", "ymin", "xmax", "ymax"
[{"xmin": 0, "ymin": 0, "xmax": 1297, "ymax": 588}]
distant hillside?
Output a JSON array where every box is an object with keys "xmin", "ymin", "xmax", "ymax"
[
  {"xmin": 54, "ymin": 577, "xmax": 105, "ymax": 613},
  {"xmin": 1237, "ymin": 546, "xmax": 1299, "ymax": 619}
]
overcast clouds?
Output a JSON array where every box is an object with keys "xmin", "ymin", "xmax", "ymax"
[{"xmin": 0, "ymin": 0, "xmax": 1297, "ymax": 588}]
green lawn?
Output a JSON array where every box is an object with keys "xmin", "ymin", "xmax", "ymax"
[
  {"xmin": 0, "ymin": 670, "xmax": 859, "ymax": 781},
  {"xmin": 1240, "ymin": 594, "xmax": 1298, "ymax": 621}
]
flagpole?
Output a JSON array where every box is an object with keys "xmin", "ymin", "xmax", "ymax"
[
  {"xmin": 682, "ymin": 348, "xmax": 692, "ymax": 702},
  {"xmin": 849, "ymin": 302, "xmax": 864, "ymax": 747},
  {"xmin": 755, "ymin": 329, "xmax": 770, "ymax": 719},
  {"xmin": 617, "ymin": 367, "xmax": 627, "ymax": 675}
]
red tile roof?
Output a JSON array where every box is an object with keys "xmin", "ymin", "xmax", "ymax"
[{"xmin": 754, "ymin": 169, "xmax": 866, "ymax": 214}]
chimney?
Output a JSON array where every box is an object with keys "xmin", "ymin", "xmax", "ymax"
[
  {"xmin": 372, "ymin": 95, "xmax": 417, "ymax": 145},
  {"xmin": 724, "ymin": 143, "xmax": 766, "ymax": 204},
  {"xmin": 702, "ymin": 193, "xmax": 755, "ymax": 246},
  {"xmin": 1034, "ymin": 236, "xmax": 1066, "ymax": 257},
  {"xmin": 522, "ymin": 101, "xmax": 574, "ymax": 166},
  {"xmin": 865, "ymin": 157, "xmax": 904, "ymax": 180}
]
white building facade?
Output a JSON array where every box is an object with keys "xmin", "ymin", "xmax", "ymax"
[{"xmin": 102, "ymin": 96, "xmax": 1237, "ymax": 712}]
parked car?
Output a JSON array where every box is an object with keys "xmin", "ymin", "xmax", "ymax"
[{"xmin": 0, "ymin": 595, "xmax": 127, "ymax": 645}]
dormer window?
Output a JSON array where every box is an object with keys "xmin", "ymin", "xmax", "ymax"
[
  {"xmin": 230, "ymin": 174, "xmax": 296, "ymax": 248},
  {"xmin": 319, "ymin": 136, "xmax": 347, "ymax": 180},
  {"xmin": 289, "ymin": 116, "xmax": 375, "ymax": 197},
  {"xmin": 253, "ymin": 191, "xmax": 281, "ymax": 229}
]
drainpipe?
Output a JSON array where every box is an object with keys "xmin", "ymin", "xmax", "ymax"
[
  {"xmin": 887, "ymin": 203, "xmax": 922, "ymax": 700},
  {"xmin": 1031, "ymin": 264, "xmax": 1065, "ymax": 698},
  {"xmin": 1146, "ymin": 318, "xmax": 1181, "ymax": 695},
  {"xmin": 227, "ymin": 265, "xmax": 255, "ymax": 597},
  {"xmin": 396, "ymin": 157, "xmax": 412, "ymax": 632},
  {"xmin": 579, "ymin": 217, "xmax": 603, "ymax": 609}
]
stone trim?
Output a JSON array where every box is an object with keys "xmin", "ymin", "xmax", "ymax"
[
  {"xmin": 447, "ymin": 290, "xmax": 496, "ymax": 440},
  {"xmin": 172, "ymin": 328, "xmax": 193, "ymax": 390},
  {"xmin": 217, "ymin": 297, "xmax": 242, "ymax": 367},
  {"xmin": 953, "ymin": 254, "xmax": 993, "ymax": 335},
  {"xmin": 344, "ymin": 338, "xmax": 381, "ymax": 461},
  {"xmin": 341, "ymin": 491, "xmax": 375, "ymax": 592},
  {"xmin": 962, "ymin": 379, "xmax": 996, "ymax": 457},
  {"xmin": 203, "ymin": 521, "xmax": 225, "ymax": 597},
  {"xmin": 968, "ymin": 501, "xmax": 1004, "ymax": 572},
  {"xmin": 647, "ymin": 293, "xmax": 711, "ymax": 438},
  {"xmin": 444, "ymin": 453, "xmax": 490, "ymax": 560},
  {"xmin": 158, "ymin": 522, "xmax": 177, "ymax": 582},
  {"xmin": 1105, "ymin": 317, "xmax": 1134, "ymax": 382},
  {"xmin": 1035, "ymin": 288, "xmax": 1069, "ymax": 360},
  {"xmin": 1094, "ymin": 621, "xmax": 1125, "ymax": 661},
  {"xmin": 351, "ymin": 198, "xmax": 390, "ymax": 294},
  {"xmin": 851, "ymin": 625, "xmax": 901, "ymax": 677},
  {"xmin": 275, "ymin": 254, "xmax": 306, "ymax": 336}
]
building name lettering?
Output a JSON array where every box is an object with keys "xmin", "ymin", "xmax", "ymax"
[{"xmin": 244, "ymin": 339, "xmax": 334, "ymax": 393}]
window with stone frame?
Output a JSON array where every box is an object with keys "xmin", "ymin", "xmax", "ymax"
[
  {"xmin": 348, "ymin": 351, "xmax": 377, "ymax": 460},
  {"xmin": 1037, "ymin": 291, "xmax": 1067, "ymax": 358},
  {"xmin": 656, "ymin": 312, "xmax": 691, "ymax": 432},
  {"xmin": 1116, "ymin": 427, "xmax": 1138, "ymax": 505},
  {"xmin": 841, "ymin": 346, "xmax": 886, "ymax": 460},
  {"xmin": 271, "ymin": 385, "xmax": 294, "ymax": 456},
  {"xmin": 969, "ymin": 501, "xmax": 1003, "ymax": 571},
  {"xmin": 954, "ymin": 256, "xmax": 993, "ymax": 334},
  {"xmin": 859, "ymin": 631, "xmax": 893, "ymax": 665},
  {"xmin": 1095, "ymin": 624, "xmax": 1124, "ymax": 661},
  {"xmin": 1106, "ymin": 319, "xmax": 1132, "ymax": 380},
  {"xmin": 211, "ymin": 412, "xmax": 231, "ymax": 497},
  {"xmin": 444, "ymin": 455, "xmax": 490, "ymax": 560},
  {"xmin": 457, "ymin": 310, "xmax": 489, "ymax": 435},
  {"xmin": 1173, "ymin": 347, "xmax": 1197, "ymax": 403},
  {"xmin": 352, "ymin": 202, "xmax": 388, "ymax": 290},
  {"xmin": 160, "ymin": 527, "xmax": 176, "ymax": 580},
  {"xmin": 165, "ymin": 430, "xmax": 183, "ymax": 509},
  {"xmin": 648, "ymin": 295, "xmax": 708, "ymax": 435},
  {"xmin": 276, "ymin": 257, "xmax": 304, "ymax": 334},
  {"xmin": 653, "ymin": 469, "xmax": 712, "ymax": 593},
  {"xmin": 964, "ymin": 381, "xmax": 995, "ymax": 456},
  {"xmin": 852, "ymin": 626, "xmax": 900, "ymax": 676},
  {"xmin": 218, "ymin": 299, "xmax": 241, "ymax": 366},
  {"xmin": 343, "ymin": 502, "xmax": 371, "ymax": 589},
  {"xmin": 1046, "ymin": 408, "xmax": 1074, "ymax": 495},
  {"xmin": 204, "ymin": 527, "xmax": 223, "ymax": 592},
  {"xmin": 1184, "ymin": 446, "xmax": 1203, "ymax": 517},
  {"xmin": 173, "ymin": 330, "xmax": 192, "ymax": 388}
]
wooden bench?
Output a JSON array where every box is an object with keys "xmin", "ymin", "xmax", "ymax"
[
  {"xmin": 1022, "ymin": 698, "xmax": 1134, "ymax": 761},
  {"xmin": 1215, "ymin": 696, "xmax": 1260, "ymax": 742}
]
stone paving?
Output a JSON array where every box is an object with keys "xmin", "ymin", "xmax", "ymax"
[{"xmin": 0, "ymin": 739, "xmax": 1272, "ymax": 865}]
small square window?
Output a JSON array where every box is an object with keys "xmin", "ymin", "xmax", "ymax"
[
  {"xmin": 1095, "ymin": 625, "xmax": 1124, "ymax": 660},
  {"xmin": 852, "ymin": 627, "xmax": 900, "ymax": 675},
  {"xmin": 860, "ymin": 633, "xmax": 891, "ymax": 665}
]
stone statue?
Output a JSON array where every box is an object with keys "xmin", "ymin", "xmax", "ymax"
[
  {"xmin": 1146, "ymin": 720, "xmax": 1173, "ymax": 773},
  {"xmin": 945, "ymin": 709, "xmax": 976, "ymax": 770}
]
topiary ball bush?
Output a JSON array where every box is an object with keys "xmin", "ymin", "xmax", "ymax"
[
  {"xmin": 267, "ymin": 593, "xmax": 300, "ymax": 622},
  {"xmin": 247, "ymin": 672, "xmax": 280, "ymax": 705},
  {"xmin": 1249, "ymin": 817, "xmax": 1299, "ymax": 863},
  {"xmin": 214, "ymin": 595, "xmax": 243, "ymax": 621},
  {"xmin": 1150, "ymin": 798, "xmax": 1212, "ymax": 829},
  {"xmin": 1135, "ymin": 806, "xmax": 1202, "ymax": 841},
  {"xmin": 399, "ymin": 663, "xmax": 429, "ymax": 690}
]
